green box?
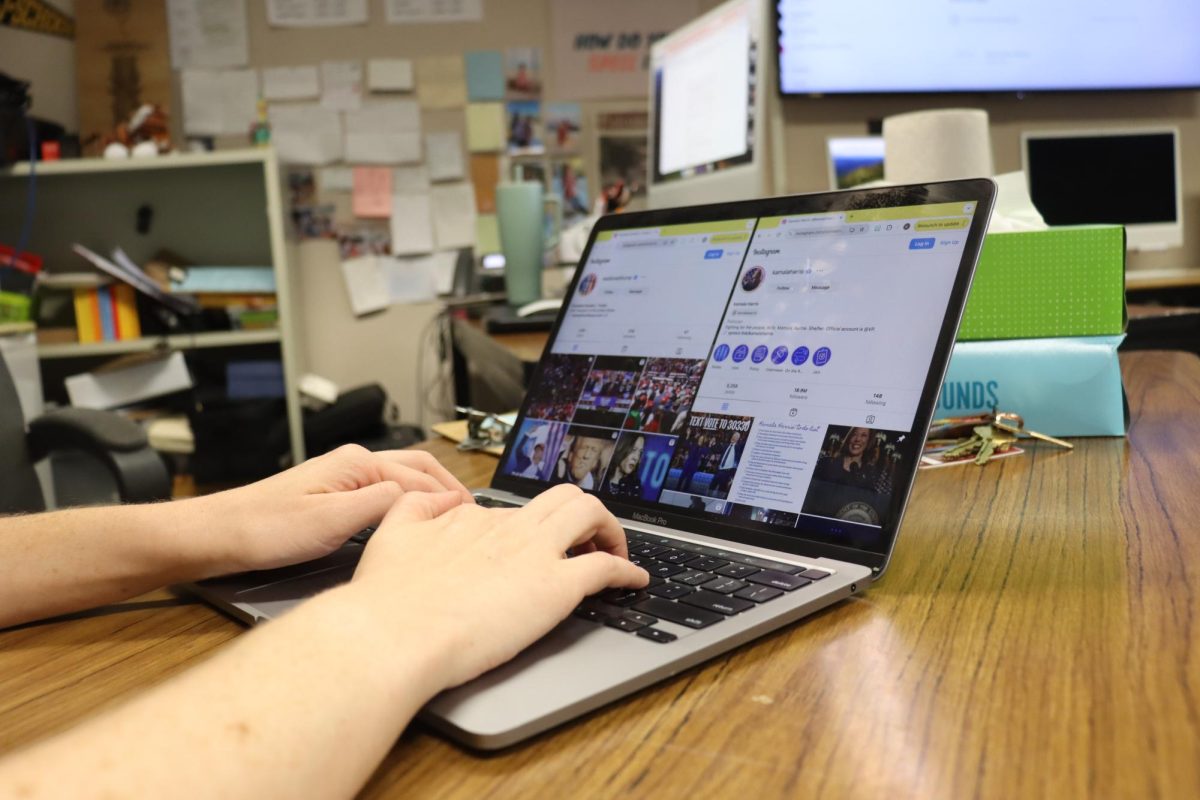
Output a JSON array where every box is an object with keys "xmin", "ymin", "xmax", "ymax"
[{"xmin": 958, "ymin": 225, "xmax": 1126, "ymax": 341}]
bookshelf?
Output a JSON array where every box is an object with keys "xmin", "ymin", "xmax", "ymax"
[{"xmin": 0, "ymin": 148, "xmax": 306, "ymax": 464}]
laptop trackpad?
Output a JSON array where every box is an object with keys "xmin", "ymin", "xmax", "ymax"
[{"xmin": 233, "ymin": 548, "xmax": 361, "ymax": 603}]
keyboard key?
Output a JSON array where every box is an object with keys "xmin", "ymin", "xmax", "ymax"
[
  {"xmin": 734, "ymin": 585, "xmax": 784, "ymax": 603},
  {"xmin": 716, "ymin": 551, "xmax": 805, "ymax": 574},
  {"xmin": 679, "ymin": 590, "xmax": 755, "ymax": 616},
  {"xmin": 646, "ymin": 575, "xmax": 665, "ymax": 587},
  {"xmin": 701, "ymin": 577, "xmax": 747, "ymax": 594},
  {"xmin": 636, "ymin": 627, "xmax": 677, "ymax": 644},
  {"xmin": 661, "ymin": 550, "xmax": 698, "ymax": 564},
  {"xmin": 716, "ymin": 562, "xmax": 760, "ymax": 579},
  {"xmin": 648, "ymin": 582, "xmax": 692, "ymax": 599},
  {"xmin": 689, "ymin": 556, "xmax": 729, "ymax": 572},
  {"xmin": 746, "ymin": 570, "xmax": 812, "ymax": 592},
  {"xmin": 673, "ymin": 569, "xmax": 716, "ymax": 586},
  {"xmin": 633, "ymin": 597, "xmax": 724, "ymax": 629},
  {"xmin": 623, "ymin": 611, "xmax": 658, "ymax": 626},
  {"xmin": 799, "ymin": 568, "xmax": 832, "ymax": 580},
  {"xmin": 648, "ymin": 547, "xmax": 685, "ymax": 562},
  {"xmin": 648, "ymin": 562, "xmax": 686, "ymax": 579},
  {"xmin": 633, "ymin": 544, "xmax": 670, "ymax": 558},
  {"xmin": 600, "ymin": 589, "xmax": 648, "ymax": 607},
  {"xmin": 572, "ymin": 606, "xmax": 607, "ymax": 623},
  {"xmin": 605, "ymin": 616, "xmax": 648, "ymax": 632}
]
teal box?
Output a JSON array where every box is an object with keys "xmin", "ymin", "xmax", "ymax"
[{"xmin": 939, "ymin": 335, "xmax": 1127, "ymax": 437}]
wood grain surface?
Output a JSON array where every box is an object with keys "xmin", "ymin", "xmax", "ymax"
[{"xmin": 2, "ymin": 352, "xmax": 1198, "ymax": 799}]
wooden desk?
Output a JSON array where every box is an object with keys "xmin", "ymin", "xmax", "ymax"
[{"xmin": 3, "ymin": 351, "xmax": 1199, "ymax": 798}]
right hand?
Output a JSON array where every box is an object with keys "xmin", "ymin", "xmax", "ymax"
[{"xmin": 348, "ymin": 485, "xmax": 649, "ymax": 689}]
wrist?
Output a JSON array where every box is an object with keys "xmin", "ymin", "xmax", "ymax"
[
  {"xmin": 154, "ymin": 492, "xmax": 252, "ymax": 580},
  {"xmin": 309, "ymin": 582, "xmax": 461, "ymax": 704}
]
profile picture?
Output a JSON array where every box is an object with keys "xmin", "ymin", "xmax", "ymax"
[
  {"xmin": 741, "ymin": 266, "xmax": 765, "ymax": 292},
  {"xmin": 578, "ymin": 272, "xmax": 598, "ymax": 296}
]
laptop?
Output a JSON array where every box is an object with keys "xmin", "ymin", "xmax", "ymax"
[{"xmin": 188, "ymin": 179, "xmax": 996, "ymax": 750}]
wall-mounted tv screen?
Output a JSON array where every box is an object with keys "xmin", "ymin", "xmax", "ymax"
[{"xmin": 777, "ymin": 1, "xmax": 1200, "ymax": 95}]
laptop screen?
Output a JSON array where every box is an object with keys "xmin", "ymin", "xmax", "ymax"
[{"xmin": 493, "ymin": 183, "xmax": 993, "ymax": 566}]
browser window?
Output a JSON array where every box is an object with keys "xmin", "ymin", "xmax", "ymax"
[{"xmin": 499, "ymin": 202, "xmax": 979, "ymax": 553}]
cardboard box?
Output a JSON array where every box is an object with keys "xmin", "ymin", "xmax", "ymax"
[
  {"xmin": 958, "ymin": 225, "xmax": 1126, "ymax": 341},
  {"xmin": 940, "ymin": 335, "xmax": 1127, "ymax": 437}
]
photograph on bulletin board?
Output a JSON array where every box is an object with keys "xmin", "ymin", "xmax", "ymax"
[
  {"xmin": 513, "ymin": 158, "xmax": 547, "ymax": 188},
  {"xmin": 552, "ymin": 158, "xmax": 591, "ymax": 224},
  {"xmin": 505, "ymin": 47, "xmax": 542, "ymax": 99},
  {"xmin": 507, "ymin": 101, "xmax": 545, "ymax": 156},
  {"xmin": 598, "ymin": 135, "xmax": 648, "ymax": 210},
  {"xmin": 545, "ymin": 103, "xmax": 582, "ymax": 155}
]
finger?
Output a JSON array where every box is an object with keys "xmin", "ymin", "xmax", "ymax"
[
  {"xmin": 310, "ymin": 480, "xmax": 404, "ymax": 540},
  {"xmin": 380, "ymin": 489, "xmax": 466, "ymax": 527},
  {"xmin": 519, "ymin": 483, "xmax": 587, "ymax": 524},
  {"xmin": 561, "ymin": 552, "xmax": 649, "ymax": 598},
  {"xmin": 375, "ymin": 450, "xmax": 475, "ymax": 502},
  {"xmin": 539, "ymin": 492, "xmax": 630, "ymax": 559},
  {"xmin": 375, "ymin": 462, "xmax": 449, "ymax": 494}
]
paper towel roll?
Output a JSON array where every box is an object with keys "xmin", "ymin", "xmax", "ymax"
[{"xmin": 883, "ymin": 109, "xmax": 994, "ymax": 184}]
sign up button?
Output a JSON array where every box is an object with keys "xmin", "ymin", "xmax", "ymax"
[{"xmin": 908, "ymin": 237, "xmax": 936, "ymax": 250}]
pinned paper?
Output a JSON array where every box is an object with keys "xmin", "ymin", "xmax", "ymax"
[
  {"xmin": 352, "ymin": 167, "xmax": 393, "ymax": 218},
  {"xmin": 383, "ymin": 255, "xmax": 438, "ymax": 304},
  {"xmin": 167, "ymin": 0, "xmax": 249, "ymax": 69},
  {"xmin": 469, "ymin": 154, "xmax": 500, "ymax": 212},
  {"xmin": 385, "ymin": 0, "xmax": 482, "ymax": 24},
  {"xmin": 269, "ymin": 103, "xmax": 343, "ymax": 165},
  {"xmin": 431, "ymin": 182, "xmax": 477, "ymax": 249},
  {"xmin": 393, "ymin": 164, "xmax": 432, "ymax": 193},
  {"xmin": 367, "ymin": 59, "xmax": 414, "ymax": 92},
  {"xmin": 181, "ymin": 69, "xmax": 258, "ymax": 135},
  {"xmin": 268, "ymin": 0, "xmax": 366, "ymax": 26},
  {"xmin": 466, "ymin": 50, "xmax": 505, "ymax": 100},
  {"xmin": 344, "ymin": 101, "xmax": 422, "ymax": 163},
  {"xmin": 426, "ymin": 131, "xmax": 465, "ymax": 182},
  {"xmin": 321, "ymin": 60, "xmax": 363, "ymax": 110},
  {"xmin": 262, "ymin": 65, "xmax": 319, "ymax": 100},
  {"xmin": 416, "ymin": 55, "xmax": 468, "ymax": 109},
  {"xmin": 391, "ymin": 193, "xmax": 435, "ymax": 255},
  {"xmin": 318, "ymin": 166, "xmax": 354, "ymax": 192},
  {"xmin": 340, "ymin": 255, "xmax": 390, "ymax": 316},
  {"xmin": 475, "ymin": 214, "xmax": 501, "ymax": 254},
  {"xmin": 466, "ymin": 103, "xmax": 505, "ymax": 152}
]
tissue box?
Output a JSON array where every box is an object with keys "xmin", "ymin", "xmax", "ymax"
[
  {"xmin": 939, "ymin": 335, "xmax": 1127, "ymax": 437},
  {"xmin": 958, "ymin": 225, "xmax": 1126, "ymax": 341}
]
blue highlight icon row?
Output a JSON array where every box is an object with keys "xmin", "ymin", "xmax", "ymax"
[{"xmin": 712, "ymin": 343, "xmax": 831, "ymax": 367}]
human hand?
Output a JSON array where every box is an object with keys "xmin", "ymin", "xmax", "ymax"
[
  {"xmin": 347, "ymin": 484, "xmax": 649, "ymax": 689},
  {"xmin": 199, "ymin": 444, "xmax": 474, "ymax": 574}
]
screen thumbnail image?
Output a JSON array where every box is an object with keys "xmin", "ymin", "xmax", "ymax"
[
  {"xmin": 503, "ymin": 419, "xmax": 569, "ymax": 481},
  {"xmin": 524, "ymin": 354, "xmax": 595, "ymax": 422},
  {"xmin": 547, "ymin": 425, "xmax": 618, "ymax": 490},
  {"xmin": 663, "ymin": 411, "xmax": 754, "ymax": 500},
  {"xmin": 598, "ymin": 431, "xmax": 679, "ymax": 503},
  {"xmin": 658, "ymin": 490, "xmax": 729, "ymax": 516},
  {"xmin": 800, "ymin": 424, "xmax": 912, "ymax": 526},
  {"xmin": 624, "ymin": 357, "xmax": 706, "ymax": 435},
  {"xmin": 572, "ymin": 355, "xmax": 646, "ymax": 428},
  {"xmin": 728, "ymin": 503, "xmax": 800, "ymax": 528}
]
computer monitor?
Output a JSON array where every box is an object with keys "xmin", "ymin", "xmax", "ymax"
[
  {"xmin": 826, "ymin": 136, "xmax": 885, "ymax": 191},
  {"xmin": 647, "ymin": 0, "xmax": 770, "ymax": 209},
  {"xmin": 1022, "ymin": 128, "xmax": 1183, "ymax": 251}
]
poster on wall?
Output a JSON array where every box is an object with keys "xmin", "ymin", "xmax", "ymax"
[{"xmin": 550, "ymin": 0, "xmax": 698, "ymax": 99}]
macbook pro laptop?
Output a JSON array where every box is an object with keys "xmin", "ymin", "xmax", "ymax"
[{"xmin": 188, "ymin": 179, "xmax": 996, "ymax": 749}]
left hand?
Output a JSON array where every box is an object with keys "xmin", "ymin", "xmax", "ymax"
[{"xmin": 198, "ymin": 444, "xmax": 474, "ymax": 574}]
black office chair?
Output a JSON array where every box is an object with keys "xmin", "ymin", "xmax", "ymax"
[{"xmin": 0, "ymin": 351, "xmax": 172, "ymax": 514}]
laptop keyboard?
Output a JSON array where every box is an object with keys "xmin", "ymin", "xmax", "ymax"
[{"xmin": 473, "ymin": 495, "xmax": 833, "ymax": 645}]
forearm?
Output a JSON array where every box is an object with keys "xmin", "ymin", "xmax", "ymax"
[
  {"xmin": 0, "ymin": 585, "xmax": 451, "ymax": 799},
  {"xmin": 0, "ymin": 497, "xmax": 234, "ymax": 628}
]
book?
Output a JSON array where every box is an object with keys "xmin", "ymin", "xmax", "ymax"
[
  {"xmin": 73, "ymin": 288, "xmax": 100, "ymax": 343},
  {"xmin": 112, "ymin": 283, "xmax": 141, "ymax": 340},
  {"xmin": 96, "ymin": 285, "xmax": 116, "ymax": 341}
]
